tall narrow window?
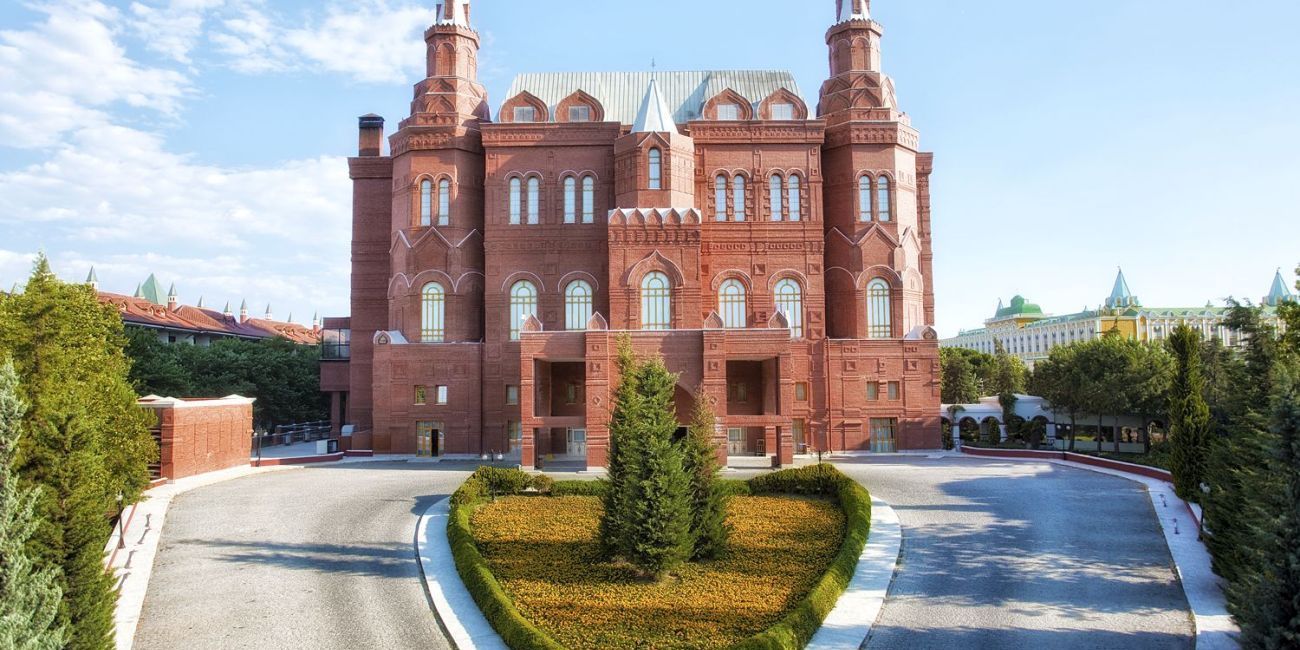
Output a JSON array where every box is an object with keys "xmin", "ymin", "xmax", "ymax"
[
  {"xmin": 774, "ymin": 278, "xmax": 804, "ymax": 338},
  {"xmin": 438, "ymin": 179, "xmax": 450, "ymax": 226},
  {"xmin": 527, "ymin": 177, "xmax": 540, "ymax": 224},
  {"xmin": 581, "ymin": 175, "xmax": 595, "ymax": 223},
  {"xmin": 769, "ymin": 175, "xmax": 783, "ymax": 222},
  {"xmin": 563, "ymin": 177, "xmax": 577, "ymax": 224},
  {"xmin": 565, "ymin": 280, "xmax": 593, "ymax": 331},
  {"xmin": 788, "ymin": 176, "xmax": 802, "ymax": 222},
  {"xmin": 858, "ymin": 176, "xmax": 872, "ymax": 222},
  {"xmin": 714, "ymin": 175, "xmax": 728, "ymax": 221},
  {"xmin": 509, "ymin": 178, "xmax": 522, "ymax": 225},
  {"xmin": 509, "ymin": 280, "xmax": 537, "ymax": 340},
  {"xmin": 877, "ymin": 176, "xmax": 891, "ymax": 222},
  {"xmin": 640, "ymin": 272, "xmax": 671, "ymax": 330},
  {"xmin": 648, "ymin": 148, "xmax": 662, "ymax": 190},
  {"xmin": 421, "ymin": 282, "xmax": 445, "ymax": 342},
  {"xmin": 420, "ymin": 179, "xmax": 433, "ymax": 227},
  {"xmin": 733, "ymin": 176, "xmax": 747, "ymax": 222},
  {"xmin": 867, "ymin": 279, "xmax": 892, "ymax": 339},
  {"xmin": 719, "ymin": 279, "xmax": 747, "ymax": 329}
]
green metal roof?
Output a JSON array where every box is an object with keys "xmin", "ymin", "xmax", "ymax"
[
  {"xmin": 993, "ymin": 295, "xmax": 1044, "ymax": 320},
  {"xmin": 139, "ymin": 274, "xmax": 165, "ymax": 306}
]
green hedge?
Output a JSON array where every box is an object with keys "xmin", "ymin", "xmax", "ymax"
[{"xmin": 446, "ymin": 463, "xmax": 871, "ymax": 650}]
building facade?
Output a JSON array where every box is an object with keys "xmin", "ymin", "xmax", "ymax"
[
  {"xmin": 322, "ymin": 0, "xmax": 943, "ymax": 468},
  {"xmin": 943, "ymin": 269, "xmax": 1295, "ymax": 366}
]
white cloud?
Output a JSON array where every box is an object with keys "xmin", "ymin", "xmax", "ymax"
[
  {"xmin": 0, "ymin": 0, "xmax": 192, "ymax": 148},
  {"xmin": 129, "ymin": 0, "xmax": 227, "ymax": 64}
]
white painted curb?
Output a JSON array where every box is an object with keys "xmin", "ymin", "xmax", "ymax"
[
  {"xmin": 417, "ymin": 494, "xmax": 902, "ymax": 650},
  {"xmin": 417, "ymin": 498, "xmax": 509, "ymax": 650},
  {"xmin": 807, "ymin": 497, "xmax": 902, "ymax": 650}
]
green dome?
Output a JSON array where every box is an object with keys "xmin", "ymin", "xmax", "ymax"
[{"xmin": 995, "ymin": 295, "xmax": 1043, "ymax": 320}]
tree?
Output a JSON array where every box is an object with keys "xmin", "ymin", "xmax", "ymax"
[
  {"xmin": 1167, "ymin": 324, "xmax": 1212, "ymax": 501},
  {"xmin": 1031, "ymin": 345, "xmax": 1084, "ymax": 451},
  {"xmin": 988, "ymin": 340, "xmax": 1026, "ymax": 445},
  {"xmin": 0, "ymin": 256, "xmax": 155, "ymax": 650},
  {"xmin": 1127, "ymin": 339, "xmax": 1174, "ymax": 452},
  {"xmin": 683, "ymin": 389, "xmax": 730, "ymax": 560},
  {"xmin": 599, "ymin": 336, "xmax": 641, "ymax": 558},
  {"xmin": 0, "ymin": 359, "xmax": 65, "ymax": 650},
  {"xmin": 623, "ymin": 357, "xmax": 693, "ymax": 577},
  {"xmin": 1074, "ymin": 332, "xmax": 1131, "ymax": 452},
  {"xmin": 939, "ymin": 348, "xmax": 981, "ymax": 405}
]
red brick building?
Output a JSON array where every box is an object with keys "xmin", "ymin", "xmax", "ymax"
[
  {"xmin": 138, "ymin": 396, "xmax": 255, "ymax": 481},
  {"xmin": 321, "ymin": 0, "xmax": 942, "ymax": 468}
]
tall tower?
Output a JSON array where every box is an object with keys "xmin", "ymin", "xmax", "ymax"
[{"xmin": 819, "ymin": 0, "xmax": 935, "ymax": 339}]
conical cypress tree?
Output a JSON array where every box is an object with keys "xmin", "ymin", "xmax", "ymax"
[
  {"xmin": 683, "ymin": 389, "xmax": 730, "ymax": 560},
  {"xmin": 0, "ymin": 359, "xmax": 65, "ymax": 650},
  {"xmin": 600, "ymin": 336, "xmax": 642, "ymax": 557},
  {"xmin": 1168, "ymin": 324, "xmax": 1212, "ymax": 501},
  {"xmin": 624, "ymin": 357, "xmax": 692, "ymax": 578}
]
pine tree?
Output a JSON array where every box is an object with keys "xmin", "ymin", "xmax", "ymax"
[
  {"xmin": 1168, "ymin": 324, "xmax": 1212, "ymax": 501},
  {"xmin": 0, "ymin": 359, "xmax": 65, "ymax": 650},
  {"xmin": 683, "ymin": 389, "xmax": 730, "ymax": 560},
  {"xmin": 623, "ymin": 357, "xmax": 693, "ymax": 578},
  {"xmin": 0, "ymin": 255, "xmax": 155, "ymax": 649},
  {"xmin": 599, "ymin": 336, "xmax": 642, "ymax": 558}
]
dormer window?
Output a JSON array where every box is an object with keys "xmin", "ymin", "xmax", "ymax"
[
  {"xmin": 716, "ymin": 104, "xmax": 741, "ymax": 121},
  {"xmin": 569, "ymin": 105, "xmax": 591, "ymax": 122},
  {"xmin": 771, "ymin": 103, "xmax": 795, "ymax": 120},
  {"xmin": 648, "ymin": 148, "xmax": 662, "ymax": 190},
  {"xmin": 513, "ymin": 106, "xmax": 537, "ymax": 123}
]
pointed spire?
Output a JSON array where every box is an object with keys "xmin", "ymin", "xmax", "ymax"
[
  {"xmin": 264, "ymin": 304, "xmax": 273, "ymax": 320},
  {"xmin": 197, "ymin": 296, "xmax": 205, "ymax": 309},
  {"xmin": 85, "ymin": 266, "xmax": 98, "ymax": 290},
  {"xmin": 133, "ymin": 283, "xmax": 144, "ymax": 299},
  {"xmin": 223, "ymin": 301, "xmax": 232, "ymax": 317},
  {"xmin": 1265, "ymin": 269, "xmax": 1295, "ymax": 307},
  {"xmin": 435, "ymin": 0, "xmax": 470, "ymax": 27},
  {"xmin": 1106, "ymin": 268, "xmax": 1137, "ymax": 309},
  {"xmin": 632, "ymin": 78, "xmax": 676, "ymax": 133},
  {"xmin": 312, "ymin": 312, "xmax": 320, "ymax": 329},
  {"xmin": 836, "ymin": 0, "xmax": 870, "ymax": 23},
  {"xmin": 239, "ymin": 300, "xmax": 249, "ymax": 322},
  {"xmin": 287, "ymin": 312, "xmax": 293, "ymax": 324}
]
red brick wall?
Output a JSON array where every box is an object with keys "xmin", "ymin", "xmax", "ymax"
[{"xmin": 154, "ymin": 402, "xmax": 253, "ymax": 480}]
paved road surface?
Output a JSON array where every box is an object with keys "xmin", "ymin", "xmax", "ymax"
[
  {"xmin": 836, "ymin": 456, "xmax": 1194, "ymax": 650},
  {"xmin": 133, "ymin": 462, "xmax": 471, "ymax": 650}
]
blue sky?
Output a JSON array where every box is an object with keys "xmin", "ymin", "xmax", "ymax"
[{"xmin": 1, "ymin": 0, "xmax": 1297, "ymax": 335}]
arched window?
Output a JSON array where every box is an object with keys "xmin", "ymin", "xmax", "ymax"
[
  {"xmin": 509, "ymin": 280, "xmax": 537, "ymax": 340},
  {"xmin": 565, "ymin": 280, "xmax": 593, "ymax": 331},
  {"xmin": 509, "ymin": 178, "xmax": 522, "ymax": 225},
  {"xmin": 527, "ymin": 177, "xmax": 540, "ymax": 224},
  {"xmin": 769, "ymin": 175, "xmax": 783, "ymax": 222},
  {"xmin": 733, "ymin": 175, "xmax": 747, "ymax": 222},
  {"xmin": 421, "ymin": 282, "xmax": 445, "ymax": 342},
  {"xmin": 648, "ymin": 148, "xmax": 662, "ymax": 190},
  {"xmin": 640, "ymin": 272, "xmax": 671, "ymax": 331},
  {"xmin": 582, "ymin": 175, "xmax": 595, "ymax": 223},
  {"xmin": 563, "ymin": 176, "xmax": 577, "ymax": 224},
  {"xmin": 714, "ymin": 175, "xmax": 728, "ymax": 221},
  {"xmin": 718, "ymin": 279, "xmax": 747, "ymax": 329},
  {"xmin": 787, "ymin": 176, "xmax": 802, "ymax": 222},
  {"xmin": 858, "ymin": 176, "xmax": 872, "ymax": 222},
  {"xmin": 877, "ymin": 176, "xmax": 891, "ymax": 222},
  {"xmin": 774, "ymin": 279, "xmax": 804, "ymax": 338},
  {"xmin": 437, "ymin": 179, "xmax": 451, "ymax": 226},
  {"xmin": 867, "ymin": 279, "xmax": 892, "ymax": 339},
  {"xmin": 420, "ymin": 179, "xmax": 433, "ymax": 227}
]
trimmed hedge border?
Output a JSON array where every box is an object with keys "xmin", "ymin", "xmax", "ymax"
[{"xmin": 446, "ymin": 464, "xmax": 872, "ymax": 650}]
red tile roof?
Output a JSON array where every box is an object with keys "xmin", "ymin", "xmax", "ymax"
[{"xmin": 98, "ymin": 292, "xmax": 320, "ymax": 345}]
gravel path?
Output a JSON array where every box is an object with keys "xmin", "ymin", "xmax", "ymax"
[
  {"xmin": 834, "ymin": 456, "xmax": 1194, "ymax": 650},
  {"xmin": 132, "ymin": 462, "xmax": 473, "ymax": 650}
]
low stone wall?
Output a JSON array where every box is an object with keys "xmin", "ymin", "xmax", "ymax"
[{"xmin": 960, "ymin": 447, "xmax": 1173, "ymax": 483}]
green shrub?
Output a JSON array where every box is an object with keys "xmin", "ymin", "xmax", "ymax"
[
  {"xmin": 472, "ymin": 466, "xmax": 532, "ymax": 499},
  {"xmin": 551, "ymin": 480, "xmax": 607, "ymax": 497},
  {"xmin": 717, "ymin": 479, "xmax": 752, "ymax": 498},
  {"xmin": 451, "ymin": 477, "xmax": 486, "ymax": 507},
  {"xmin": 749, "ymin": 464, "xmax": 847, "ymax": 497},
  {"xmin": 529, "ymin": 474, "xmax": 554, "ymax": 495}
]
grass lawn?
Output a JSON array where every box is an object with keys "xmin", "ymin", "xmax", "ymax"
[{"xmin": 470, "ymin": 495, "xmax": 846, "ymax": 650}]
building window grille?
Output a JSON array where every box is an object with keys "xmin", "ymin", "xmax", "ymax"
[
  {"xmin": 774, "ymin": 278, "xmax": 804, "ymax": 338},
  {"xmin": 787, "ymin": 175, "xmax": 801, "ymax": 221},
  {"xmin": 715, "ymin": 175, "xmax": 728, "ymax": 221},
  {"xmin": 772, "ymin": 103, "xmax": 795, "ymax": 120},
  {"xmin": 421, "ymin": 282, "xmax": 445, "ymax": 342},
  {"xmin": 877, "ymin": 176, "xmax": 892, "ymax": 222},
  {"xmin": 526, "ymin": 177, "xmax": 540, "ymax": 224},
  {"xmin": 322, "ymin": 328, "xmax": 351, "ymax": 359},
  {"xmin": 640, "ymin": 272, "xmax": 672, "ymax": 330},
  {"xmin": 719, "ymin": 279, "xmax": 747, "ymax": 329},
  {"xmin": 769, "ymin": 175, "xmax": 783, "ymax": 221},
  {"xmin": 509, "ymin": 280, "xmax": 538, "ymax": 340},
  {"xmin": 513, "ymin": 106, "xmax": 536, "ymax": 123},
  {"xmin": 420, "ymin": 179, "xmax": 433, "ymax": 227},
  {"xmin": 509, "ymin": 178, "xmax": 522, "ymax": 224},
  {"xmin": 569, "ymin": 105, "xmax": 591, "ymax": 122},
  {"xmin": 733, "ymin": 176, "xmax": 746, "ymax": 221},
  {"xmin": 717, "ymin": 103, "xmax": 740, "ymax": 121},
  {"xmin": 870, "ymin": 418, "xmax": 898, "ymax": 453},
  {"xmin": 565, "ymin": 280, "xmax": 593, "ymax": 331},
  {"xmin": 867, "ymin": 279, "xmax": 892, "ymax": 339},
  {"xmin": 648, "ymin": 148, "xmax": 662, "ymax": 190},
  {"xmin": 581, "ymin": 175, "xmax": 595, "ymax": 223},
  {"xmin": 563, "ymin": 176, "xmax": 577, "ymax": 224},
  {"xmin": 438, "ymin": 179, "xmax": 450, "ymax": 226}
]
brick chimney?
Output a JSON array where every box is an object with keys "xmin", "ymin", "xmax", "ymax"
[{"xmin": 358, "ymin": 114, "xmax": 385, "ymax": 157}]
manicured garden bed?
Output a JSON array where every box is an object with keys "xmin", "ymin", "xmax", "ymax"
[{"xmin": 447, "ymin": 465, "xmax": 873, "ymax": 650}]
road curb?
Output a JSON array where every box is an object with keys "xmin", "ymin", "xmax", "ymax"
[{"xmin": 416, "ymin": 498, "xmax": 508, "ymax": 650}]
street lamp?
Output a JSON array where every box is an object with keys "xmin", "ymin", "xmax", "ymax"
[{"xmin": 116, "ymin": 492, "xmax": 125, "ymax": 550}]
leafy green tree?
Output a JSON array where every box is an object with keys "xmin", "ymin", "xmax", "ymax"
[
  {"xmin": 0, "ymin": 256, "xmax": 155, "ymax": 649},
  {"xmin": 0, "ymin": 359, "xmax": 65, "ymax": 650},
  {"xmin": 1030, "ymin": 345, "xmax": 1084, "ymax": 451},
  {"xmin": 683, "ymin": 389, "xmax": 730, "ymax": 560},
  {"xmin": 1168, "ymin": 324, "xmax": 1212, "ymax": 501},
  {"xmin": 1127, "ymin": 340, "xmax": 1174, "ymax": 452},
  {"xmin": 940, "ymin": 348, "xmax": 981, "ymax": 405}
]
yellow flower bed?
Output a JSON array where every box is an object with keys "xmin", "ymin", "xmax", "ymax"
[{"xmin": 470, "ymin": 495, "xmax": 846, "ymax": 650}]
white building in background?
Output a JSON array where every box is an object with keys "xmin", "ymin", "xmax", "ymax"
[{"xmin": 942, "ymin": 269, "xmax": 1295, "ymax": 366}]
